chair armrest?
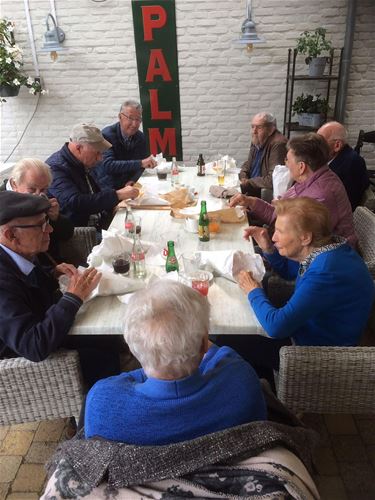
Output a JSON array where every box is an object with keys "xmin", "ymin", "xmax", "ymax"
[
  {"xmin": 0, "ymin": 350, "xmax": 84, "ymax": 425},
  {"xmin": 59, "ymin": 226, "xmax": 97, "ymax": 266},
  {"xmin": 276, "ymin": 346, "xmax": 375, "ymax": 414}
]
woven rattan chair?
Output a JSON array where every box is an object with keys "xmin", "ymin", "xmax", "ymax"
[
  {"xmin": 59, "ymin": 226, "xmax": 97, "ymax": 266},
  {"xmin": 354, "ymin": 206, "xmax": 375, "ymax": 278},
  {"xmin": 0, "ymin": 350, "xmax": 84, "ymax": 425},
  {"xmin": 276, "ymin": 346, "xmax": 375, "ymax": 414}
]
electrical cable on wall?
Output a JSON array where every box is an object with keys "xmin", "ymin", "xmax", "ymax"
[
  {"xmin": 3, "ymin": 95, "xmax": 41, "ymax": 164},
  {"xmin": 4, "ymin": 0, "xmax": 43, "ymax": 164}
]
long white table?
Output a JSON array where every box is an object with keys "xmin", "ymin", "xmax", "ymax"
[{"xmin": 69, "ymin": 168, "xmax": 266, "ymax": 336}]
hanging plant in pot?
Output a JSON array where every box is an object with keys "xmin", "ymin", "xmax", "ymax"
[
  {"xmin": 0, "ymin": 18, "xmax": 46, "ymax": 102},
  {"xmin": 296, "ymin": 27, "xmax": 333, "ymax": 77},
  {"xmin": 292, "ymin": 93, "xmax": 330, "ymax": 128}
]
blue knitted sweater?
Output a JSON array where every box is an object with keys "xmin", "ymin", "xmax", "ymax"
[{"xmin": 85, "ymin": 345, "xmax": 267, "ymax": 445}]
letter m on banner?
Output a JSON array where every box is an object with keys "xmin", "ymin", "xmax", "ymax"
[{"xmin": 132, "ymin": 0, "xmax": 183, "ymax": 160}]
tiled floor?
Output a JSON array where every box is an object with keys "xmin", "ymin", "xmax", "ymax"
[{"xmin": 1, "ymin": 413, "xmax": 375, "ymax": 499}]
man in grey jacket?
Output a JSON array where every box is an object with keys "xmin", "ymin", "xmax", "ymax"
[{"xmin": 239, "ymin": 112, "xmax": 287, "ymax": 197}]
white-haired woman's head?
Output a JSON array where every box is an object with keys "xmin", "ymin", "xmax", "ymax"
[{"xmin": 124, "ymin": 281, "xmax": 210, "ymax": 379}]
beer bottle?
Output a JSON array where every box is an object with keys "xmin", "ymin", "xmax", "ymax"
[
  {"xmin": 197, "ymin": 153, "xmax": 205, "ymax": 177},
  {"xmin": 198, "ymin": 200, "xmax": 210, "ymax": 242},
  {"xmin": 165, "ymin": 240, "xmax": 179, "ymax": 272}
]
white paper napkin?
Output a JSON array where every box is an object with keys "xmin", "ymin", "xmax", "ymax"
[
  {"xmin": 128, "ymin": 185, "xmax": 170, "ymax": 207},
  {"xmin": 87, "ymin": 228, "xmax": 134, "ymax": 267},
  {"xmin": 198, "ymin": 250, "xmax": 265, "ymax": 283},
  {"xmin": 58, "ymin": 265, "xmax": 145, "ymax": 302}
]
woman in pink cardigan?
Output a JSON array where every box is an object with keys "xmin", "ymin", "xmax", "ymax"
[{"xmin": 230, "ymin": 133, "xmax": 357, "ymax": 248}]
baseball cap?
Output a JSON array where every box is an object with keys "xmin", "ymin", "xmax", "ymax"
[{"xmin": 70, "ymin": 123, "xmax": 112, "ymax": 152}]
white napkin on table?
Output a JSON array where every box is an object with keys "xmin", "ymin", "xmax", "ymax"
[
  {"xmin": 88, "ymin": 228, "xmax": 156, "ymax": 265},
  {"xmin": 128, "ymin": 185, "xmax": 170, "ymax": 207},
  {"xmin": 198, "ymin": 250, "xmax": 265, "ymax": 283},
  {"xmin": 87, "ymin": 228, "xmax": 134, "ymax": 267},
  {"xmin": 58, "ymin": 265, "xmax": 145, "ymax": 302}
]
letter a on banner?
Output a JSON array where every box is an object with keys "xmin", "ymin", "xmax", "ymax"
[{"xmin": 132, "ymin": 0, "xmax": 182, "ymax": 160}]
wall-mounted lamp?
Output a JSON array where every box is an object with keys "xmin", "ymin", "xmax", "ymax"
[
  {"xmin": 39, "ymin": 13, "xmax": 67, "ymax": 61},
  {"xmin": 234, "ymin": 0, "xmax": 264, "ymax": 53}
]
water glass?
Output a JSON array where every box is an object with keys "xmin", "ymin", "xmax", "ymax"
[{"xmin": 182, "ymin": 252, "xmax": 201, "ymax": 274}]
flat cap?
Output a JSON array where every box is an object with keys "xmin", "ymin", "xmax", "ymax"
[
  {"xmin": 0, "ymin": 191, "xmax": 51, "ymax": 225},
  {"xmin": 70, "ymin": 123, "xmax": 112, "ymax": 152}
]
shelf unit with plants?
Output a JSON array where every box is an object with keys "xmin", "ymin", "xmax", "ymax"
[
  {"xmin": 283, "ymin": 28, "xmax": 343, "ymax": 138},
  {"xmin": 283, "ymin": 48, "xmax": 343, "ymax": 138}
]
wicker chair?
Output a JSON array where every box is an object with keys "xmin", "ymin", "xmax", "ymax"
[
  {"xmin": 276, "ymin": 346, "xmax": 375, "ymax": 414},
  {"xmin": 0, "ymin": 350, "xmax": 84, "ymax": 426},
  {"xmin": 59, "ymin": 226, "xmax": 97, "ymax": 266}
]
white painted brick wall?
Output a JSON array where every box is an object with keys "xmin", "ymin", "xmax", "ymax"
[{"xmin": 1, "ymin": 0, "xmax": 374, "ymax": 168}]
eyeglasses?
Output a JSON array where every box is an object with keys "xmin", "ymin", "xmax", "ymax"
[
  {"xmin": 120, "ymin": 113, "xmax": 142, "ymax": 124},
  {"xmin": 11, "ymin": 215, "xmax": 50, "ymax": 232}
]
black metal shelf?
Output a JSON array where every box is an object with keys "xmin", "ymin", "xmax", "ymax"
[
  {"xmin": 286, "ymin": 122, "xmax": 319, "ymax": 132},
  {"xmin": 283, "ymin": 48, "xmax": 343, "ymax": 138},
  {"xmin": 291, "ymin": 75, "xmax": 339, "ymax": 82}
]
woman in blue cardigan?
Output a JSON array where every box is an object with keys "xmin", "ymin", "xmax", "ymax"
[{"xmin": 219, "ymin": 197, "xmax": 374, "ymax": 380}]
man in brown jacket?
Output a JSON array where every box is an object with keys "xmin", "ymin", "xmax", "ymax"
[{"xmin": 239, "ymin": 112, "xmax": 288, "ymax": 197}]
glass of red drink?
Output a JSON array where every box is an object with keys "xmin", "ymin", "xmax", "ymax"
[{"xmin": 190, "ymin": 271, "xmax": 210, "ymax": 296}]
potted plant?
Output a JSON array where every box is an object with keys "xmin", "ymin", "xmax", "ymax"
[
  {"xmin": 296, "ymin": 27, "xmax": 333, "ymax": 77},
  {"xmin": 292, "ymin": 93, "xmax": 330, "ymax": 128},
  {"xmin": 0, "ymin": 18, "xmax": 46, "ymax": 102}
]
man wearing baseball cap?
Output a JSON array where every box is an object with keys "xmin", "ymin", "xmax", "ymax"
[
  {"xmin": 0, "ymin": 191, "xmax": 123, "ymax": 388},
  {"xmin": 46, "ymin": 123, "xmax": 139, "ymax": 230}
]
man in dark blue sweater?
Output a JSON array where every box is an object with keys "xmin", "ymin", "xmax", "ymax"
[
  {"xmin": 94, "ymin": 100, "xmax": 157, "ymax": 189},
  {"xmin": 318, "ymin": 121, "xmax": 369, "ymax": 210}
]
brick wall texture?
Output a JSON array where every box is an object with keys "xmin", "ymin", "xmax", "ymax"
[{"xmin": 1, "ymin": 0, "xmax": 374, "ymax": 167}]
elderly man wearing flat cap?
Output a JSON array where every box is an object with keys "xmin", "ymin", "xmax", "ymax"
[
  {"xmin": 46, "ymin": 123, "xmax": 139, "ymax": 230},
  {"xmin": 0, "ymin": 191, "xmax": 123, "ymax": 388}
]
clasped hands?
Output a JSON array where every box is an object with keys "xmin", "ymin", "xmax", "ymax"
[
  {"xmin": 235, "ymin": 225, "xmax": 275, "ymax": 294},
  {"xmin": 54, "ymin": 264, "xmax": 102, "ymax": 301}
]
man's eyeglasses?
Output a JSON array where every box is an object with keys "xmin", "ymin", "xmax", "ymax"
[
  {"xmin": 120, "ymin": 113, "xmax": 142, "ymax": 124},
  {"xmin": 11, "ymin": 215, "xmax": 50, "ymax": 232}
]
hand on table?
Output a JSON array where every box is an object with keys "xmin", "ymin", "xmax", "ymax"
[
  {"xmin": 142, "ymin": 155, "xmax": 157, "ymax": 169},
  {"xmin": 236, "ymin": 269, "xmax": 262, "ymax": 295},
  {"xmin": 228, "ymin": 193, "xmax": 256, "ymax": 210},
  {"xmin": 243, "ymin": 226, "xmax": 274, "ymax": 254},
  {"xmin": 67, "ymin": 267, "xmax": 102, "ymax": 301},
  {"xmin": 116, "ymin": 185, "xmax": 139, "ymax": 201}
]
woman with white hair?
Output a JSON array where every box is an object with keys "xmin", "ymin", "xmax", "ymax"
[{"xmin": 84, "ymin": 280, "xmax": 267, "ymax": 445}]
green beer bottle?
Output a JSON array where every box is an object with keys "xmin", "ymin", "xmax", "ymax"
[
  {"xmin": 165, "ymin": 240, "xmax": 179, "ymax": 272},
  {"xmin": 198, "ymin": 200, "xmax": 210, "ymax": 242}
]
